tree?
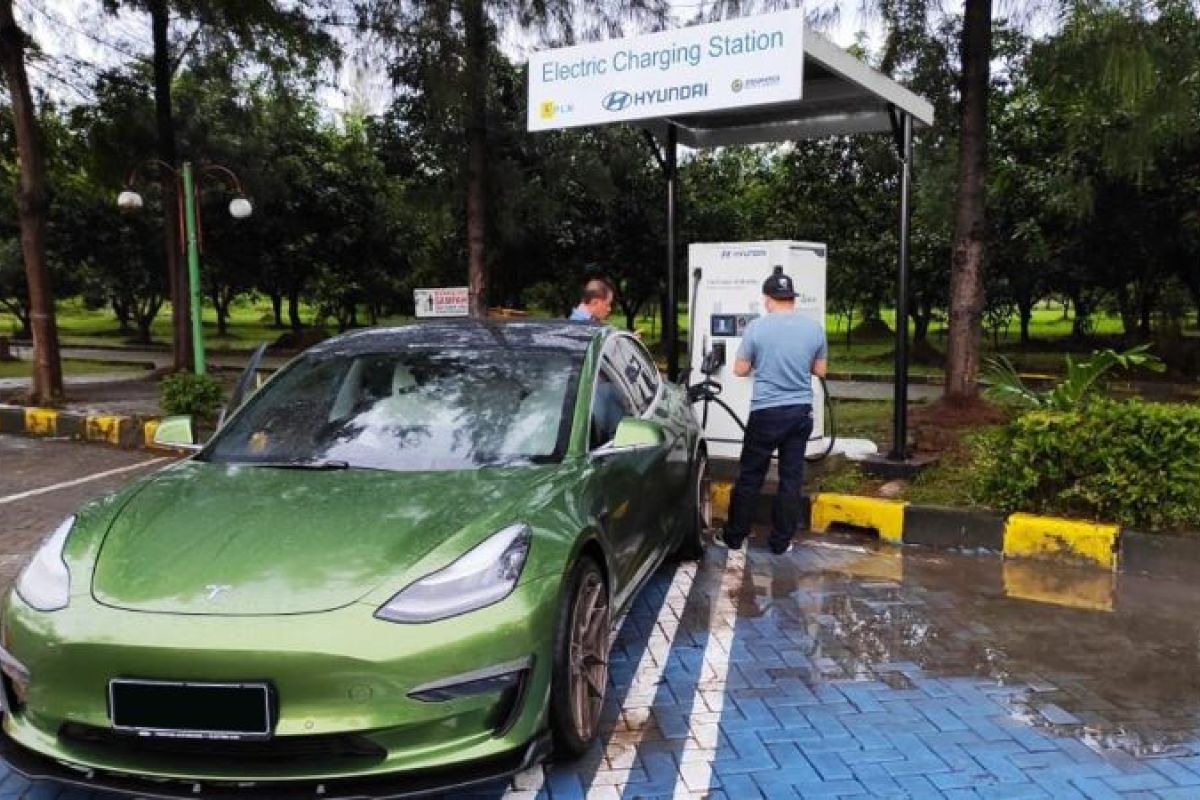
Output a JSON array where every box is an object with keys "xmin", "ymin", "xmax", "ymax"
[
  {"xmin": 366, "ymin": 0, "xmax": 667, "ymax": 317},
  {"xmin": 99, "ymin": 0, "xmax": 336, "ymax": 367},
  {"xmin": 0, "ymin": 0, "xmax": 62, "ymax": 402},
  {"xmin": 942, "ymin": 0, "xmax": 991, "ymax": 401}
]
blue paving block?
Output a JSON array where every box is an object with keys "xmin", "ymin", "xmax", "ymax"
[
  {"xmin": 545, "ymin": 769, "xmax": 586, "ymax": 800},
  {"xmin": 942, "ymin": 790, "xmax": 983, "ymax": 800},
  {"xmin": 17, "ymin": 784, "xmax": 61, "ymax": 800},
  {"xmin": 714, "ymin": 732, "xmax": 778, "ymax": 774},
  {"xmin": 1154, "ymin": 788, "xmax": 1200, "ymax": 799},
  {"xmin": 1149, "ymin": 758, "xmax": 1200, "ymax": 786},
  {"xmin": 786, "ymin": 778, "xmax": 870, "ymax": 797},
  {"xmin": 0, "ymin": 775, "xmax": 28, "ymax": 796},
  {"xmin": 801, "ymin": 709, "xmax": 853, "ymax": 740},
  {"xmin": 805, "ymin": 750, "xmax": 853, "ymax": 781},
  {"xmin": 932, "ymin": 771, "xmax": 994, "ymax": 791},
  {"xmin": 1101, "ymin": 772, "xmax": 1172, "ymax": 792},
  {"xmin": 919, "ymin": 703, "xmax": 973, "ymax": 733},
  {"xmin": 975, "ymin": 783, "xmax": 1052, "ymax": 799},
  {"xmin": 895, "ymin": 775, "xmax": 948, "ymax": 797},
  {"xmin": 1070, "ymin": 777, "xmax": 1124, "ymax": 800}
]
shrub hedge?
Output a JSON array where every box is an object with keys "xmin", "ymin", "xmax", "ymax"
[
  {"xmin": 973, "ymin": 399, "xmax": 1200, "ymax": 531},
  {"xmin": 159, "ymin": 372, "xmax": 224, "ymax": 422}
]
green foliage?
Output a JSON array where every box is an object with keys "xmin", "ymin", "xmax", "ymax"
[
  {"xmin": 973, "ymin": 399, "xmax": 1200, "ymax": 530},
  {"xmin": 160, "ymin": 372, "xmax": 224, "ymax": 420},
  {"xmin": 983, "ymin": 344, "xmax": 1164, "ymax": 410}
]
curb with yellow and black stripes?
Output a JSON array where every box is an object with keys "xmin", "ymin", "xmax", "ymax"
[
  {"xmin": 0, "ymin": 404, "xmax": 163, "ymax": 450},
  {"xmin": 711, "ymin": 483, "xmax": 1198, "ymax": 581}
]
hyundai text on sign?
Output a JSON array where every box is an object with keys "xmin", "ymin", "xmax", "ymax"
[
  {"xmin": 526, "ymin": 9, "xmax": 804, "ymax": 131},
  {"xmin": 414, "ymin": 287, "xmax": 470, "ymax": 318}
]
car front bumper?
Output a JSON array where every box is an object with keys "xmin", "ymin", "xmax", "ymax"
[{"xmin": 0, "ymin": 572, "xmax": 562, "ymax": 791}]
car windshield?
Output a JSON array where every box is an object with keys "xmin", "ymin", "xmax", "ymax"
[{"xmin": 202, "ymin": 348, "xmax": 580, "ymax": 471}]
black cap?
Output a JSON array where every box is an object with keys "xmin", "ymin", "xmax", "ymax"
[{"xmin": 762, "ymin": 266, "xmax": 797, "ymax": 300}]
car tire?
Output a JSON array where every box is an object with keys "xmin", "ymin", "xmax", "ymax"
[
  {"xmin": 673, "ymin": 450, "xmax": 710, "ymax": 561},
  {"xmin": 549, "ymin": 556, "xmax": 610, "ymax": 760}
]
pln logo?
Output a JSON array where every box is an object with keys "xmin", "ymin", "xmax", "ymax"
[
  {"xmin": 539, "ymin": 100, "xmax": 573, "ymax": 120},
  {"xmin": 602, "ymin": 91, "xmax": 633, "ymax": 112}
]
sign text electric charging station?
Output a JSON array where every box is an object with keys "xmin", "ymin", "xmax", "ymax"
[
  {"xmin": 527, "ymin": 11, "xmax": 804, "ymax": 131},
  {"xmin": 688, "ymin": 241, "xmax": 827, "ymax": 461}
]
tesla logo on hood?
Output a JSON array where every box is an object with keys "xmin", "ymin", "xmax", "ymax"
[{"xmin": 205, "ymin": 584, "xmax": 232, "ymax": 601}]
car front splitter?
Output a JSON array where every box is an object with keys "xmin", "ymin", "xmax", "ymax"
[{"xmin": 0, "ymin": 728, "xmax": 552, "ymax": 799}]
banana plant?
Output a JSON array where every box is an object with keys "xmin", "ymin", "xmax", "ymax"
[{"xmin": 983, "ymin": 344, "xmax": 1165, "ymax": 410}]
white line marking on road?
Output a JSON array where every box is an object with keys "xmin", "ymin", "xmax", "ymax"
[
  {"xmin": 588, "ymin": 561, "xmax": 701, "ymax": 799},
  {"xmin": 0, "ymin": 458, "xmax": 169, "ymax": 505},
  {"xmin": 671, "ymin": 551, "xmax": 744, "ymax": 798}
]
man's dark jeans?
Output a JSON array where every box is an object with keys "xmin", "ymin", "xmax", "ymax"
[{"xmin": 726, "ymin": 403, "xmax": 813, "ymax": 552}]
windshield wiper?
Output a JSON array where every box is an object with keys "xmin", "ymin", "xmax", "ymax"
[{"xmin": 230, "ymin": 459, "xmax": 351, "ymax": 470}]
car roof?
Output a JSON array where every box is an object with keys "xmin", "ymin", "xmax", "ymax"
[{"xmin": 305, "ymin": 319, "xmax": 609, "ymax": 358}]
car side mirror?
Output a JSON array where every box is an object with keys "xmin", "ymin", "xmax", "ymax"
[
  {"xmin": 591, "ymin": 417, "xmax": 665, "ymax": 460},
  {"xmin": 152, "ymin": 415, "xmax": 202, "ymax": 452}
]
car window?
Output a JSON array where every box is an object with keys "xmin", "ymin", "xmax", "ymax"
[
  {"xmin": 203, "ymin": 348, "xmax": 580, "ymax": 470},
  {"xmin": 590, "ymin": 359, "xmax": 636, "ymax": 450},
  {"xmin": 625, "ymin": 337, "xmax": 660, "ymax": 408},
  {"xmin": 612, "ymin": 337, "xmax": 659, "ymax": 413}
]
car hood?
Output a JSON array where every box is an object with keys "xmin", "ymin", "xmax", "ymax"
[{"xmin": 91, "ymin": 460, "xmax": 558, "ymax": 616}]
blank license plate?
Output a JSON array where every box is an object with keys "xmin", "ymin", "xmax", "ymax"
[{"xmin": 109, "ymin": 679, "xmax": 272, "ymax": 739}]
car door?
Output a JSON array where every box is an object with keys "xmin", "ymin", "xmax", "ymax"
[
  {"xmin": 611, "ymin": 336, "xmax": 685, "ymax": 567},
  {"xmin": 584, "ymin": 343, "xmax": 660, "ymax": 607}
]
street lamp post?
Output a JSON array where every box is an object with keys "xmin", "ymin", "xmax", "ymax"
[{"xmin": 119, "ymin": 160, "xmax": 252, "ymax": 375}]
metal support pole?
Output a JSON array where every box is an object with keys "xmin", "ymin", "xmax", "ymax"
[
  {"xmin": 181, "ymin": 161, "xmax": 205, "ymax": 376},
  {"xmin": 889, "ymin": 113, "xmax": 913, "ymax": 461},
  {"xmin": 665, "ymin": 123, "xmax": 679, "ymax": 382}
]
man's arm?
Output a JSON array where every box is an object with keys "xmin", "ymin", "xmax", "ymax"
[
  {"xmin": 812, "ymin": 327, "xmax": 829, "ymax": 378},
  {"xmin": 733, "ymin": 324, "xmax": 756, "ymax": 377}
]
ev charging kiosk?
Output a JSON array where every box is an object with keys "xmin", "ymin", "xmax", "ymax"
[{"xmin": 688, "ymin": 241, "xmax": 827, "ymax": 462}]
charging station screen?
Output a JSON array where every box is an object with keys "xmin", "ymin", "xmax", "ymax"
[{"xmin": 711, "ymin": 314, "xmax": 757, "ymax": 337}]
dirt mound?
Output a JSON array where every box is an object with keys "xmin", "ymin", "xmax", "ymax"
[
  {"xmin": 849, "ymin": 317, "xmax": 894, "ymax": 341},
  {"xmin": 910, "ymin": 396, "xmax": 1009, "ymax": 454}
]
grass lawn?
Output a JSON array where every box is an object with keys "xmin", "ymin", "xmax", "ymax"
[
  {"xmin": 0, "ymin": 359, "xmax": 148, "ymax": 379},
  {"xmin": 0, "ymin": 297, "xmax": 1164, "ymax": 380},
  {"xmin": 805, "ymin": 396, "xmax": 998, "ymax": 509}
]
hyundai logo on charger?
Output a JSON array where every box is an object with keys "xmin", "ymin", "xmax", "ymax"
[{"xmin": 602, "ymin": 91, "xmax": 632, "ymax": 111}]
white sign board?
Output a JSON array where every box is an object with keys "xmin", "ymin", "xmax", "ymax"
[
  {"xmin": 414, "ymin": 287, "xmax": 470, "ymax": 318},
  {"xmin": 527, "ymin": 9, "xmax": 804, "ymax": 131}
]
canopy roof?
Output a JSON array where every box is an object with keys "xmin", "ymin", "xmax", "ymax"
[{"xmin": 648, "ymin": 29, "xmax": 934, "ymax": 148}]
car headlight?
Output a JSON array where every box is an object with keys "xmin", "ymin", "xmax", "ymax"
[
  {"xmin": 376, "ymin": 523, "xmax": 531, "ymax": 623},
  {"xmin": 16, "ymin": 517, "xmax": 74, "ymax": 612}
]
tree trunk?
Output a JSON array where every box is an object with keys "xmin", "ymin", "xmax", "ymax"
[
  {"xmin": 463, "ymin": 0, "xmax": 488, "ymax": 318},
  {"xmin": 269, "ymin": 290, "xmax": 284, "ymax": 328},
  {"xmin": 150, "ymin": 0, "xmax": 189, "ymax": 371},
  {"xmin": 1018, "ymin": 301, "xmax": 1032, "ymax": 346},
  {"xmin": 287, "ymin": 287, "xmax": 302, "ymax": 333},
  {"xmin": 213, "ymin": 292, "xmax": 229, "ymax": 337},
  {"xmin": 112, "ymin": 297, "xmax": 134, "ymax": 333},
  {"xmin": 943, "ymin": 0, "xmax": 992, "ymax": 403},
  {"xmin": 912, "ymin": 305, "xmax": 932, "ymax": 346},
  {"xmin": 0, "ymin": 0, "xmax": 62, "ymax": 403}
]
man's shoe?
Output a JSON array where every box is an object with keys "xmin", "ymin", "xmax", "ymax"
[
  {"xmin": 770, "ymin": 539, "xmax": 794, "ymax": 556},
  {"xmin": 712, "ymin": 529, "xmax": 743, "ymax": 551}
]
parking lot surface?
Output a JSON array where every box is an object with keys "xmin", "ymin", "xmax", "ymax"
[{"xmin": 3, "ymin": 435, "xmax": 1200, "ymax": 798}]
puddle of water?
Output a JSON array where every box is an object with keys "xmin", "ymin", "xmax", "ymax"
[{"xmin": 733, "ymin": 532, "xmax": 1200, "ymax": 758}]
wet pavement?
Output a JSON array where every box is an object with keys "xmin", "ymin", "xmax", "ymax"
[{"xmin": 4, "ymin": 437, "xmax": 1200, "ymax": 797}]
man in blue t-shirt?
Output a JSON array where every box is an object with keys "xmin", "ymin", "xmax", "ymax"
[
  {"xmin": 715, "ymin": 268, "xmax": 828, "ymax": 556},
  {"xmin": 568, "ymin": 278, "xmax": 615, "ymax": 322}
]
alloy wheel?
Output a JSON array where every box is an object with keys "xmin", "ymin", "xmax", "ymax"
[{"xmin": 567, "ymin": 571, "xmax": 609, "ymax": 741}]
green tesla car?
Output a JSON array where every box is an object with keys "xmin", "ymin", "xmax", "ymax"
[{"xmin": 0, "ymin": 320, "xmax": 710, "ymax": 797}]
